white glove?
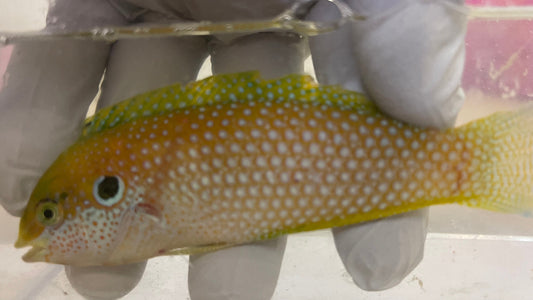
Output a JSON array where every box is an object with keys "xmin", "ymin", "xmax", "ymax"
[
  {"xmin": 0, "ymin": 0, "xmax": 466, "ymax": 298},
  {"xmin": 0, "ymin": 1, "xmax": 146, "ymax": 299}
]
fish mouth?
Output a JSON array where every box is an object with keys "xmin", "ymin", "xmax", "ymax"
[
  {"xmin": 20, "ymin": 246, "xmax": 48, "ymax": 262},
  {"xmin": 15, "ymin": 237, "xmax": 49, "ymax": 262}
]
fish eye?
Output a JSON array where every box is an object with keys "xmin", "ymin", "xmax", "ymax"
[
  {"xmin": 93, "ymin": 176, "xmax": 124, "ymax": 207},
  {"xmin": 36, "ymin": 199, "xmax": 63, "ymax": 227}
]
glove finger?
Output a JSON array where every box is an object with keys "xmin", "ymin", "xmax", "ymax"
[
  {"xmin": 188, "ymin": 237, "xmax": 287, "ymax": 300},
  {"xmin": 333, "ymin": 209, "xmax": 428, "ymax": 291},
  {"xmin": 348, "ymin": 0, "xmax": 467, "ymax": 129},
  {"xmin": 306, "ymin": 0, "xmax": 364, "ymax": 92},
  {"xmin": 98, "ymin": 27, "xmax": 209, "ymax": 107},
  {"xmin": 0, "ymin": 40, "xmax": 111, "ymax": 216},
  {"xmin": 65, "ymin": 30, "xmax": 209, "ymax": 298},
  {"xmin": 65, "ymin": 262, "xmax": 147, "ymax": 299},
  {"xmin": 0, "ymin": 0, "xmax": 124, "ymax": 217},
  {"xmin": 209, "ymin": 32, "xmax": 307, "ymax": 79}
]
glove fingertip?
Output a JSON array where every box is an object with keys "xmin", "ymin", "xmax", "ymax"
[
  {"xmin": 333, "ymin": 209, "xmax": 428, "ymax": 291},
  {"xmin": 188, "ymin": 238, "xmax": 286, "ymax": 300},
  {"xmin": 65, "ymin": 262, "xmax": 147, "ymax": 299}
]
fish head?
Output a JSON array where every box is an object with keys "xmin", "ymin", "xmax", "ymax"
[{"xmin": 15, "ymin": 135, "xmax": 142, "ymax": 266}]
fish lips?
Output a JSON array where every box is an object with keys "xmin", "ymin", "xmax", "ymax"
[
  {"xmin": 15, "ymin": 237, "xmax": 50, "ymax": 263},
  {"xmin": 21, "ymin": 246, "xmax": 48, "ymax": 262}
]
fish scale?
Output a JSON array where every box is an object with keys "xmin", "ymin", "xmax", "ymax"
[{"xmin": 15, "ymin": 72, "xmax": 533, "ymax": 266}]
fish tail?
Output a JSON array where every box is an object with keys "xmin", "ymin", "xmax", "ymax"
[{"xmin": 457, "ymin": 104, "xmax": 533, "ymax": 217}]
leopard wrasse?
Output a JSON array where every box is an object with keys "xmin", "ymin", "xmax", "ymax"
[{"xmin": 15, "ymin": 72, "xmax": 533, "ymax": 266}]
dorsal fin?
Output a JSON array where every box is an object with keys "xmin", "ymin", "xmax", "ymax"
[{"xmin": 82, "ymin": 71, "xmax": 373, "ymax": 138}]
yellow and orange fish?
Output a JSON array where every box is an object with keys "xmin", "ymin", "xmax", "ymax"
[{"xmin": 14, "ymin": 72, "xmax": 533, "ymax": 266}]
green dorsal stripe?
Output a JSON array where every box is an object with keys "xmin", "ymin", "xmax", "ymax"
[{"xmin": 82, "ymin": 71, "xmax": 374, "ymax": 138}]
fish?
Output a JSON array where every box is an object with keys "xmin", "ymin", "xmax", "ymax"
[{"xmin": 14, "ymin": 71, "xmax": 533, "ymax": 266}]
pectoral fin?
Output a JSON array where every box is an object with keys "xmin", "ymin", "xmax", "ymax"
[
  {"xmin": 164, "ymin": 243, "xmax": 233, "ymax": 256},
  {"xmin": 133, "ymin": 202, "xmax": 164, "ymax": 227}
]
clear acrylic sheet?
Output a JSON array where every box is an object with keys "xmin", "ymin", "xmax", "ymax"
[{"xmin": 0, "ymin": 0, "xmax": 530, "ymax": 44}]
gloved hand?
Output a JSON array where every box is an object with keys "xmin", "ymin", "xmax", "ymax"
[{"xmin": 0, "ymin": 0, "xmax": 466, "ymax": 299}]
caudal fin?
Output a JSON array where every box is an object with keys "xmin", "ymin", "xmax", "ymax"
[{"xmin": 458, "ymin": 104, "xmax": 533, "ymax": 216}]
